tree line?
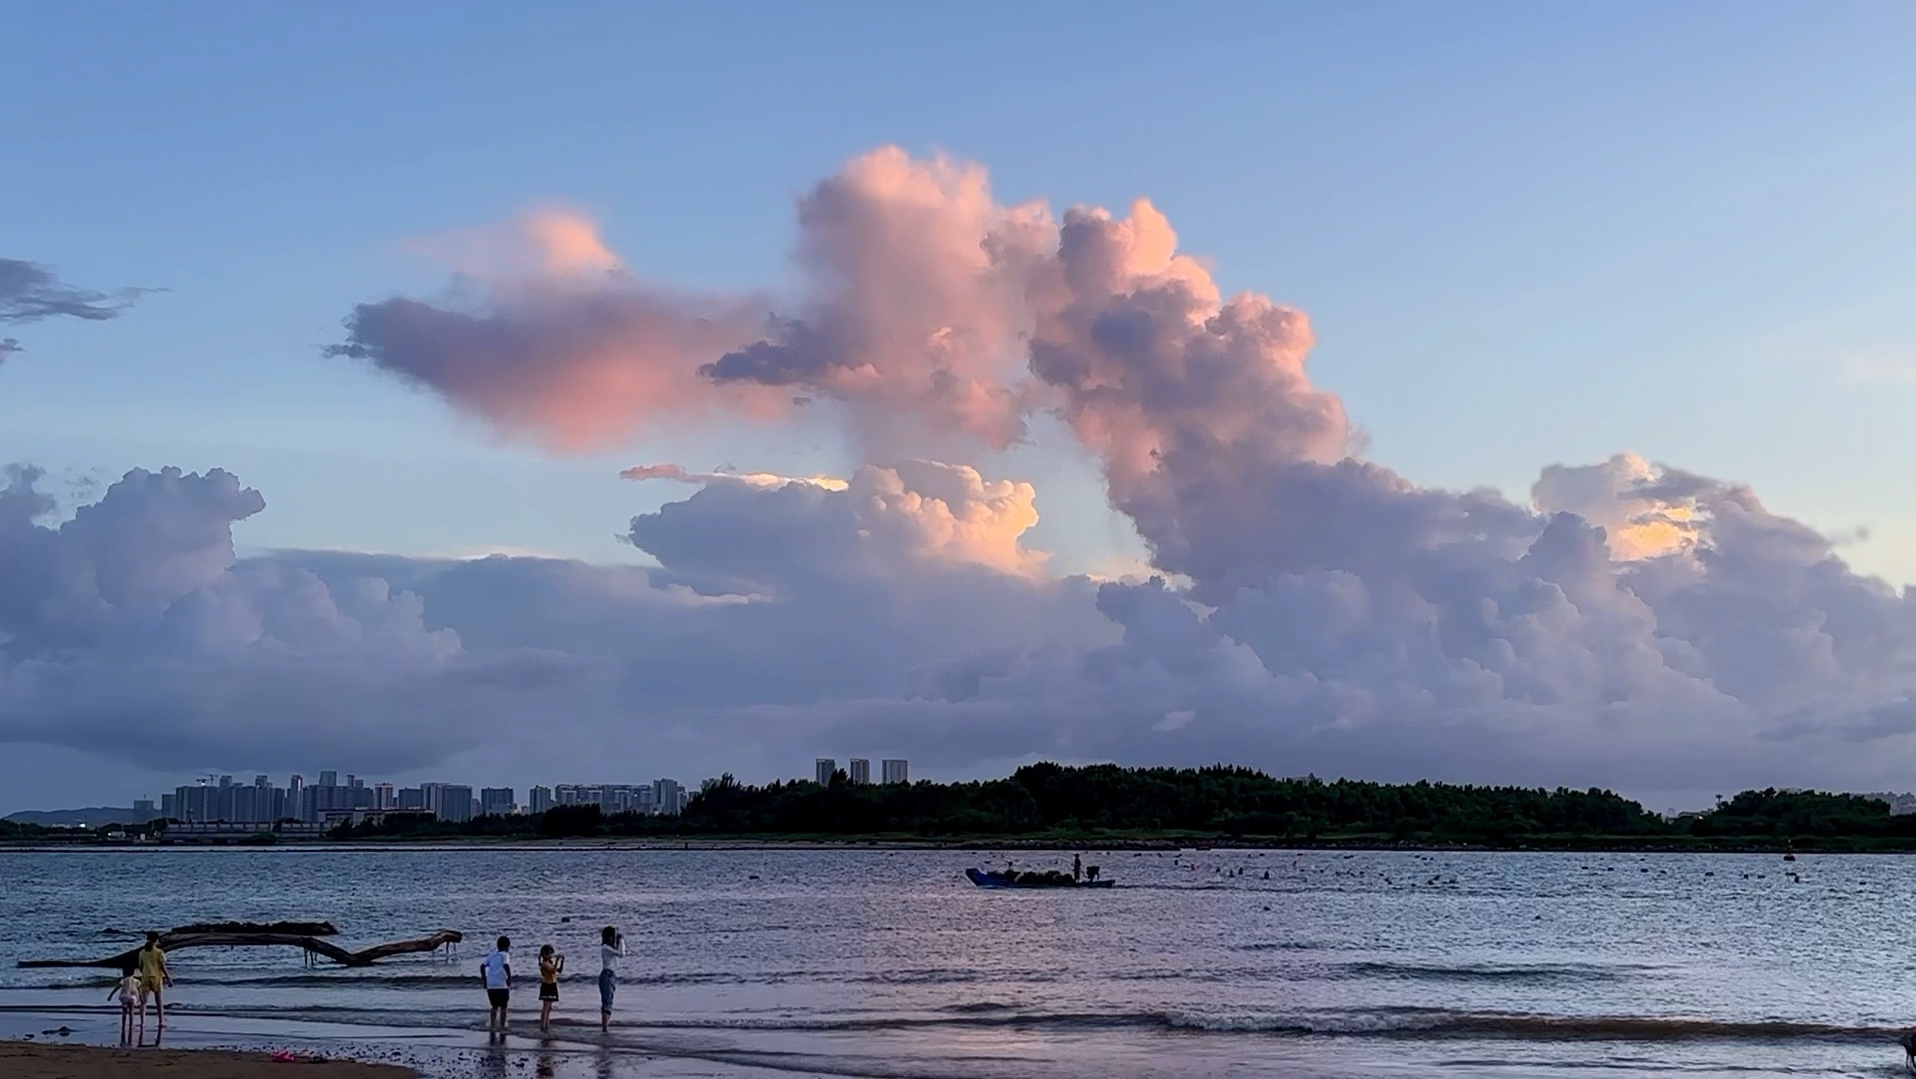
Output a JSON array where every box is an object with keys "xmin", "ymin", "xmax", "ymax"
[
  {"xmin": 319, "ymin": 764, "xmax": 1916, "ymax": 846},
  {"xmin": 9, "ymin": 766, "xmax": 1913, "ymax": 846}
]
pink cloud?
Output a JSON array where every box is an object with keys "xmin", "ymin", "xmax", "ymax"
[{"xmin": 330, "ymin": 212, "xmax": 781, "ymax": 451}]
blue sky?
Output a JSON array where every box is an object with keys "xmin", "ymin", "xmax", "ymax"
[
  {"xmin": 6, "ymin": 4, "xmax": 1916, "ymax": 813},
  {"xmin": 7, "ymin": 2, "xmax": 1915, "ymax": 581}
]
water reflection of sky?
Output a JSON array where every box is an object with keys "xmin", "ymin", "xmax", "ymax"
[{"xmin": 0, "ymin": 848, "xmax": 1909, "ymax": 1077}]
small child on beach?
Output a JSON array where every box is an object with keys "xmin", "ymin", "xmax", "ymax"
[
  {"xmin": 480, "ymin": 936, "xmax": 512, "ymax": 1034},
  {"xmin": 537, "ymin": 944, "xmax": 565, "ymax": 1033},
  {"xmin": 108, "ymin": 969, "xmax": 141, "ymax": 1043}
]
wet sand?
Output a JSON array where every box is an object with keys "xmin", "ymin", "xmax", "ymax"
[
  {"xmin": 0, "ymin": 1008, "xmax": 834, "ymax": 1078},
  {"xmin": 0, "ymin": 1041, "xmax": 411, "ymax": 1078}
]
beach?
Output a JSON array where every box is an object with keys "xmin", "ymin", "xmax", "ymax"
[
  {"xmin": 0, "ymin": 1042, "xmax": 408, "ymax": 1078},
  {"xmin": 0, "ymin": 1012, "xmax": 820, "ymax": 1078}
]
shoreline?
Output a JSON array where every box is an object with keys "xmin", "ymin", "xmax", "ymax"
[{"xmin": 0, "ymin": 1005, "xmax": 826, "ymax": 1079}]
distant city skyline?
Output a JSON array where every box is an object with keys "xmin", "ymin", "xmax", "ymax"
[
  {"xmin": 151, "ymin": 771, "xmax": 696, "ymax": 827},
  {"xmin": 18, "ymin": 756, "xmax": 912, "ymax": 821}
]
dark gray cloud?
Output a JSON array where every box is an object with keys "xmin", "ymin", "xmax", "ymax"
[
  {"xmin": 0, "ymin": 258, "xmax": 146, "ymax": 324},
  {"xmin": 0, "ymin": 258, "xmax": 152, "ymax": 368}
]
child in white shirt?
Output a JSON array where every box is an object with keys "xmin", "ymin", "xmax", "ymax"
[{"xmin": 108, "ymin": 971, "xmax": 141, "ymax": 1043}]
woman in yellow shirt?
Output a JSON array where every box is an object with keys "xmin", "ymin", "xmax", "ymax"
[{"xmin": 136, "ymin": 932, "xmax": 173, "ymax": 1030}]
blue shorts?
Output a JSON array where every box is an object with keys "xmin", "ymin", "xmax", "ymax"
[{"xmin": 598, "ymin": 969, "xmax": 616, "ymax": 1011}]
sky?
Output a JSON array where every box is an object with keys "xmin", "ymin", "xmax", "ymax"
[{"xmin": 3, "ymin": 2, "xmax": 1915, "ymax": 813}]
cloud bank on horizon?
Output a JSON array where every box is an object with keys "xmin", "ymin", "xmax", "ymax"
[{"xmin": 7, "ymin": 148, "xmax": 1914, "ymax": 796}]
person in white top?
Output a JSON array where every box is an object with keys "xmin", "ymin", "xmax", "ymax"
[
  {"xmin": 598, "ymin": 925, "xmax": 626, "ymax": 1032},
  {"xmin": 479, "ymin": 936, "xmax": 512, "ymax": 1032},
  {"xmin": 108, "ymin": 969, "xmax": 141, "ymax": 1044}
]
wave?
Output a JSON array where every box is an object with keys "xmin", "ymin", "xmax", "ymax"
[
  {"xmin": 1335, "ymin": 960, "xmax": 1637, "ymax": 985},
  {"xmin": 0, "ymin": 965, "xmax": 1034, "ymax": 993},
  {"xmin": 644, "ymin": 1010, "xmax": 1901, "ymax": 1044},
  {"xmin": 1380, "ymin": 1014, "xmax": 1895, "ymax": 1043},
  {"xmin": 134, "ymin": 1000, "xmax": 1903, "ymax": 1045}
]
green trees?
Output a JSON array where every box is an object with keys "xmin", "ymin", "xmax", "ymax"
[
  {"xmin": 535, "ymin": 804, "xmax": 604, "ymax": 838},
  {"xmin": 658, "ymin": 764, "xmax": 1665, "ymax": 841},
  {"xmin": 239, "ymin": 769, "xmax": 1916, "ymax": 847},
  {"xmin": 1678, "ymin": 788, "xmax": 1914, "ymax": 839}
]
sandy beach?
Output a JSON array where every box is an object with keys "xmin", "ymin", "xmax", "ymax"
[
  {"xmin": 0, "ymin": 1042, "xmax": 411, "ymax": 1078},
  {"xmin": 0, "ymin": 1007, "xmax": 849, "ymax": 1078}
]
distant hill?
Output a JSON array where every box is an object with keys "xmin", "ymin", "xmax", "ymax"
[{"xmin": 4, "ymin": 807, "xmax": 152, "ymax": 829}]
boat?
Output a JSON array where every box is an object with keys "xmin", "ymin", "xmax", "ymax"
[{"xmin": 966, "ymin": 867, "xmax": 1114, "ymax": 889}]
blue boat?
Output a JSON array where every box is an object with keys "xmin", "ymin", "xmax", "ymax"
[{"xmin": 966, "ymin": 867, "xmax": 1114, "ymax": 889}]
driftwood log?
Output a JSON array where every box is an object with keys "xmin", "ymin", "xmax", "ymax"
[
  {"xmin": 19, "ymin": 925, "xmax": 462, "ymax": 970},
  {"xmin": 171, "ymin": 920, "xmax": 339, "ymax": 937}
]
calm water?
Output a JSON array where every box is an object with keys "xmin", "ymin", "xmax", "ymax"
[{"xmin": 1, "ymin": 847, "xmax": 1911, "ymax": 1077}]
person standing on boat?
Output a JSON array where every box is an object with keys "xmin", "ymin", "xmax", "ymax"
[{"xmin": 598, "ymin": 925, "xmax": 626, "ymax": 1032}]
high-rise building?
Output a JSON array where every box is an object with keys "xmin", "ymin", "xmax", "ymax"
[
  {"xmin": 529, "ymin": 786, "xmax": 553, "ymax": 814},
  {"xmin": 160, "ymin": 793, "xmax": 177, "ymax": 820},
  {"xmin": 397, "ymin": 787, "xmax": 425, "ymax": 811},
  {"xmin": 172, "ymin": 778, "xmax": 285, "ymax": 823},
  {"xmin": 653, "ymin": 778, "xmax": 685, "ymax": 815},
  {"xmin": 180, "ymin": 783, "xmax": 214, "ymax": 821},
  {"xmin": 480, "ymin": 788, "xmax": 515, "ymax": 817},
  {"xmin": 882, "ymin": 759, "xmax": 909, "ymax": 785},
  {"xmin": 318, "ymin": 771, "xmax": 338, "ymax": 788},
  {"xmin": 132, "ymin": 799, "xmax": 157, "ymax": 822},
  {"xmin": 374, "ymin": 783, "xmax": 397, "ymax": 810},
  {"xmin": 171, "ymin": 784, "xmax": 212, "ymax": 822},
  {"xmin": 815, "ymin": 758, "xmax": 836, "ymax": 786},
  {"xmin": 310, "ymin": 779, "xmax": 354, "ymax": 819},
  {"xmin": 218, "ymin": 774, "xmax": 234, "ymax": 788},
  {"xmin": 848, "ymin": 758, "xmax": 871, "ymax": 785},
  {"xmin": 421, "ymin": 783, "xmax": 475, "ymax": 822}
]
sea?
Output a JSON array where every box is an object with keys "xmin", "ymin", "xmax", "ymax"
[{"xmin": 0, "ymin": 846, "xmax": 1910, "ymax": 1078}]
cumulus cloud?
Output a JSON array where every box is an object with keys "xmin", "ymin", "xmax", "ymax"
[
  {"xmin": 11, "ymin": 449, "xmax": 1916, "ymax": 798},
  {"xmin": 336, "ymin": 150, "xmax": 1062, "ymax": 455},
  {"xmin": 0, "ymin": 467, "xmax": 565, "ymax": 772},
  {"xmin": 621, "ymin": 462, "xmax": 850, "ymax": 491},
  {"xmin": 26, "ymin": 147, "xmax": 1916, "ymax": 800},
  {"xmin": 1533, "ymin": 453, "xmax": 1701, "ymax": 560},
  {"xmin": 699, "ymin": 148, "xmax": 1055, "ymax": 450},
  {"xmin": 627, "ymin": 460, "xmax": 1045, "ymax": 582},
  {"xmin": 327, "ymin": 212, "xmax": 781, "ymax": 450},
  {"xmin": 0, "ymin": 258, "xmax": 152, "ymax": 365}
]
